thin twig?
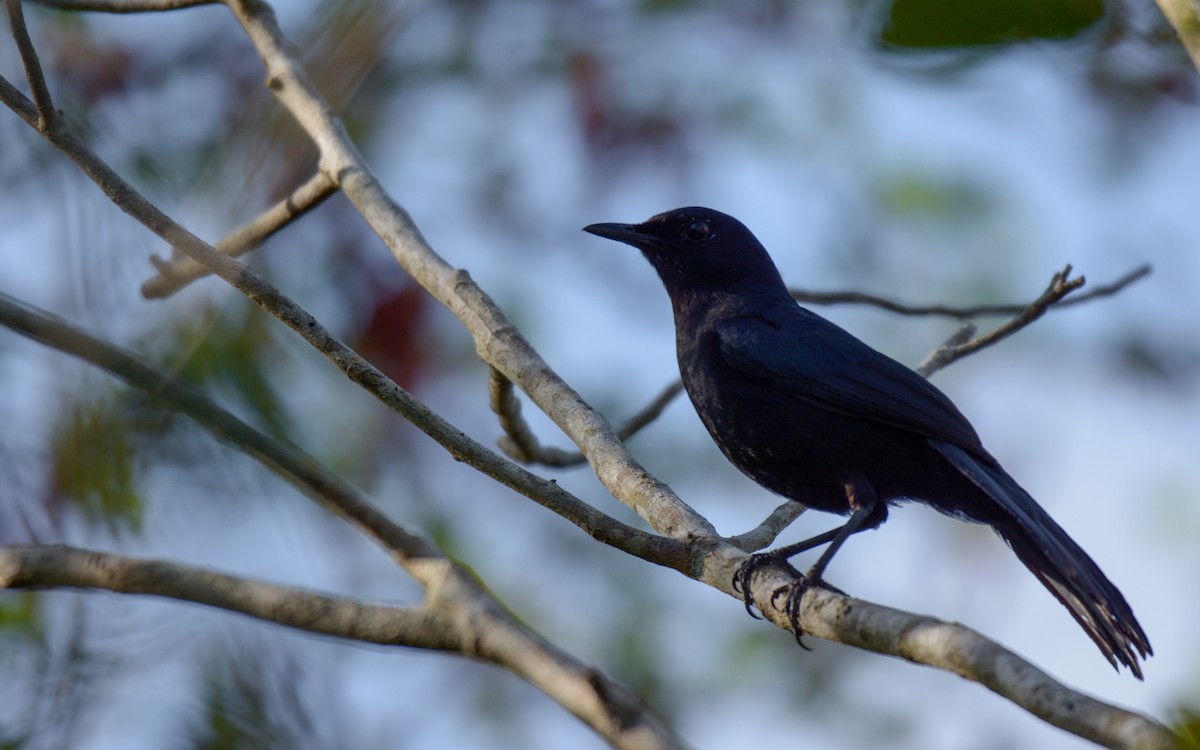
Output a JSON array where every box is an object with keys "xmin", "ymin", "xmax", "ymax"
[
  {"xmin": 724, "ymin": 501, "xmax": 807, "ymax": 553},
  {"xmin": 0, "ymin": 72, "xmax": 37, "ymax": 126},
  {"xmin": 30, "ymin": 0, "xmax": 217, "ymax": 11},
  {"xmin": 492, "ymin": 368, "xmax": 685, "ymax": 468},
  {"xmin": 918, "ymin": 265, "xmax": 1085, "ymax": 377},
  {"xmin": 791, "ymin": 264, "xmax": 1150, "ymax": 320},
  {"xmin": 5, "ymin": 0, "xmax": 55, "ymax": 126},
  {"xmin": 495, "ymin": 264, "xmax": 1147, "ymax": 469},
  {"xmin": 142, "ymin": 170, "xmax": 339, "ymax": 298}
]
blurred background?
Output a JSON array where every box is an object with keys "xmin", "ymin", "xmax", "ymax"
[{"xmin": 1, "ymin": 0, "xmax": 1198, "ymax": 748}]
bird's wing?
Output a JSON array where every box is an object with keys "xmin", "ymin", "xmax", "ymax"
[{"xmin": 715, "ymin": 307, "xmax": 988, "ymax": 453}]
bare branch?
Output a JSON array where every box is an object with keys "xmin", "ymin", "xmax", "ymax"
[
  {"xmin": 0, "ymin": 3, "xmax": 689, "ymax": 569},
  {"xmin": 221, "ymin": 0, "xmax": 716, "ymax": 541},
  {"xmin": 0, "ymin": 5, "xmax": 1171, "ymax": 746},
  {"xmin": 5, "ymin": 0, "xmax": 55, "ymax": 126},
  {"xmin": 0, "ymin": 291, "xmax": 685, "ymax": 571},
  {"xmin": 918, "ymin": 265, "xmax": 1085, "ymax": 377},
  {"xmin": 491, "ymin": 368, "xmax": 685, "ymax": 469},
  {"xmin": 791, "ymin": 264, "xmax": 1150, "ymax": 320},
  {"xmin": 0, "ymin": 544, "xmax": 690, "ymax": 750},
  {"xmin": 615, "ymin": 379, "xmax": 686, "ymax": 439},
  {"xmin": 495, "ymin": 264, "xmax": 1147, "ymax": 470},
  {"xmin": 142, "ymin": 171, "xmax": 339, "ymax": 298},
  {"xmin": 30, "ymin": 0, "xmax": 217, "ymax": 11},
  {"xmin": 724, "ymin": 501, "xmax": 807, "ymax": 553},
  {"xmin": 0, "ymin": 545, "xmax": 457, "ymax": 648},
  {"xmin": 0, "ymin": 293, "xmax": 690, "ymax": 748},
  {"xmin": 781, "ymin": 585, "xmax": 1174, "ymax": 750},
  {"xmin": 0, "ymin": 71, "xmax": 38, "ymax": 126},
  {"xmin": 1155, "ymin": 0, "xmax": 1200, "ymax": 70},
  {"xmin": 713, "ymin": 557, "xmax": 1174, "ymax": 749}
]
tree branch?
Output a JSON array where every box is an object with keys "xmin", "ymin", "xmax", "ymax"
[
  {"xmin": 30, "ymin": 0, "xmax": 217, "ymax": 11},
  {"xmin": 0, "ymin": 5, "xmax": 1172, "ymax": 747},
  {"xmin": 141, "ymin": 170, "xmax": 339, "ymax": 299},
  {"xmin": 1154, "ymin": 0, "xmax": 1200, "ymax": 70},
  {"xmin": 0, "ymin": 544, "xmax": 456, "ymax": 647},
  {"xmin": 491, "ymin": 367, "xmax": 685, "ymax": 469},
  {"xmin": 789, "ymin": 586, "xmax": 1172, "ymax": 750},
  {"xmin": 790, "ymin": 263, "xmax": 1150, "ymax": 320},
  {"xmin": 0, "ymin": 288, "xmax": 690, "ymax": 749},
  {"xmin": 221, "ymin": 0, "xmax": 716, "ymax": 542},
  {"xmin": 723, "ymin": 501, "xmax": 807, "ymax": 553},
  {"xmin": 0, "ymin": 8, "xmax": 689, "ymax": 572},
  {"xmin": 495, "ymin": 265, "xmax": 1147, "ymax": 469},
  {"xmin": 5, "ymin": 0, "xmax": 55, "ymax": 126},
  {"xmin": 918, "ymin": 264, "xmax": 1085, "ymax": 377},
  {"xmin": 0, "ymin": 291, "xmax": 684, "ymax": 571},
  {"xmin": 0, "ymin": 544, "xmax": 689, "ymax": 750}
]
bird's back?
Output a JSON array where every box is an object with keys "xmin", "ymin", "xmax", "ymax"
[{"xmin": 674, "ymin": 290, "xmax": 1002, "ymax": 522}]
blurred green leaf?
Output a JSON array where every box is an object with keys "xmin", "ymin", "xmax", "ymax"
[
  {"xmin": 1173, "ymin": 706, "xmax": 1200, "ymax": 749},
  {"xmin": 171, "ymin": 303, "xmax": 291, "ymax": 441},
  {"xmin": 877, "ymin": 170, "xmax": 992, "ymax": 223},
  {"xmin": 0, "ymin": 593, "xmax": 41, "ymax": 639},
  {"xmin": 882, "ymin": 0, "xmax": 1104, "ymax": 48},
  {"xmin": 50, "ymin": 394, "xmax": 144, "ymax": 532},
  {"xmin": 190, "ymin": 649, "xmax": 302, "ymax": 750}
]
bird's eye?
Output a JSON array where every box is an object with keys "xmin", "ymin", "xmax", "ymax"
[{"xmin": 684, "ymin": 220, "xmax": 710, "ymax": 241}]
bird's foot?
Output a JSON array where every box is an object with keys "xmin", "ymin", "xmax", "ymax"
[
  {"xmin": 768, "ymin": 573, "xmax": 845, "ymax": 649},
  {"xmin": 732, "ymin": 553, "xmax": 802, "ymax": 620}
]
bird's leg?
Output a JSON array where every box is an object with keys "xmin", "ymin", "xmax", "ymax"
[
  {"xmin": 732, "ymin": 525, "xmax": 840, "ymax": 619},
  {"xmin": 733, "ymin": 480, "xmax": 879, "ymax": 644},
  {"xmin": 803, "ymin": 480, "xmax": 879, "ymax": 584},
  {"xmin": 775, "ymin": 480, "xmax": 879, "ymax": 643}
]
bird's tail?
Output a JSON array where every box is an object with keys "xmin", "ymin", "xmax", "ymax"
[{"xmin": 932, "ymin": 441, "xmax": 1152, "ymax": 678}]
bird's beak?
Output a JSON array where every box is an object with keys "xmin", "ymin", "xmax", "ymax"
[{"xmin": 582, "ymin": 222, "xmax": 654, "ymax": 247}]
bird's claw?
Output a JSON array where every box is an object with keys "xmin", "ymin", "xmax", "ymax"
[
  {"xmin": 769, "ymin": 577, "xmax": 812, "ymax": 648},
  {"xmin": 732, "ymin": 553, "xmax": 801, "ymax": 621},
  {"xmin": 731, "ymin": 556, "xmax": 763, "ymax": 619},
  {"xmin": 740, "ymin": 566, "xmax": 844, "ymax": 650}
]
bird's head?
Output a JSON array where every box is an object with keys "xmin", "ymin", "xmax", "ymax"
[{"xmin": 583, "ymin": 207, "xmax": 787, "ymax": 297}]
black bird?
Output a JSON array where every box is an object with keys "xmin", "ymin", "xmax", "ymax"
[{"xmin": 583, "ymin": 206, "xmax": 1151, "ymax": 678}]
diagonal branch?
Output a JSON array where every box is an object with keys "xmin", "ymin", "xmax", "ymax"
[
  {"xmin": 5, "ymin": 0, "xmax": 55, "ymax": 126},
  {"xmin": 30, "ymin": 0, "xmax": 217, "ymax": 11},
  {"xmin": 784, "ymin": 585, "xmax": 1172, "ymax": 750},
  {"xmin": 0, "ymin": 291, "xmax": 683, "ymax": 570},
  {"xmin": 491, "ymin": 367, "xmax": 684, "ymax": 468},
  {"xmin": 723, "ymin": 501, "xmax": 807, "ymax": 553},
  {"xmin": 495, "ymin": 265, "xmax": 1147, "ymax": 469},
  {"xmin": 141, "ymin": 170, "xmax": 339, "ymax": 299},
  {"xmin": 0, "ymin": 289, "xmax": 689, "ymax": 749},
  {"xmin": 221, "ymin": 0, "xmax": 715, "ymax": 542},
  {"xmin": 0, "ymin": 6, "xmax": 688, "ymax": 571},
  {"xmin": 918, "ymin": 265, "xmax": 1085, "ymax": 377},
  {"xmin": 1154, "ymin": 0, "xmax": 1200, "ymax": 70}
]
